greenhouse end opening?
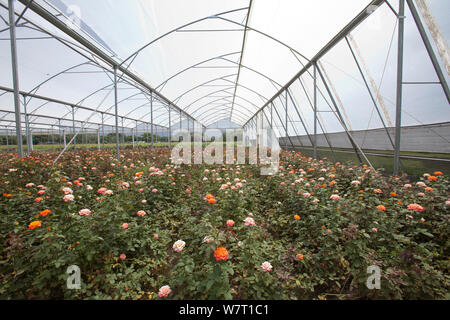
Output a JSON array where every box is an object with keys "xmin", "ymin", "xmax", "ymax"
[{"xmin": 170, "ymin": 128, "xmax": 280, "ymax": 175}]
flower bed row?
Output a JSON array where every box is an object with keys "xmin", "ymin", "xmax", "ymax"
[{"xmin": 0, "ymin": 147, "xmax": 448, "ymax": 299}]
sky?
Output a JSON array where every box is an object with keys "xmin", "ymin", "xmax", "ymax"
[{"xmin": 0, "ymin": 0, "xmax": 448, "ymax": 140}]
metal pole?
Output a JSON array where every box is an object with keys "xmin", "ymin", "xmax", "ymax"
[
  {"xmin": 63, "ymin": 128, "xmax": 66, "ymax": 147},
  {"xmin": 132, "ymin": 128, "xmax": 134, "ymax": 148},
  {"xmin": 58, "ymin": 120, "xmax": 61, "ymax": 150},
  {"xmin": 6, "ymin": 128, "xmax": 9, "ymax": 150},
  {"xmin": 114, "ymin": 66, "xmax": 119, "ymax": 161},
  {"xmin": 8, "ymin": 0, "xmax": 23, "ymax": 157},
  {"xmin": 121, "ymin": 117, "xmax": 124, "ymax": 145},
  {"xmin": 285, "ymin": 91, "xmax": 288, "ymax": 142},
  {"xmin": 97, "ymin": 128, "xmax": 100, "ymax": 151},
  {"xmin": 313, "ymin": 63, "xmax": 318, "ymax": 159},
  {"xmin": 168, "ymin": 105, "xmax": 171, "ymax": 148},
  {"xmin": 101, "ymin": 113, "xmax": 104, "ymax": 148},
  {"xmin": 23, "ymin": 95, "xmax": 31, "ymax": 155},
  {"xmin": 151, "ymin": 93, "xmax": 154, "ymax": 148},
  {"xmin": 394, "ymin": 0, "xmax": 405, "ymax": 176},
  {"xmin": 72, "ymin": 106, "xmax": 76, "ymax": 149},
  {"xmin": 51, "ymin": 126, "xmax": 55, "ymax": 152}
]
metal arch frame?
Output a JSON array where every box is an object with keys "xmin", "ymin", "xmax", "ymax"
[
  {"xmin": 194, "ymin": 103, "xmax": 255, "ymax": 124},
  {"xmin": 201, "ymin": 111, "xmax": 249, "ymax": 127},
  {"xmin": 184, "ymin": 94, "xmax": 258, "ymax": 121},
  {"xmin": 155, "ymin": 51, "xmax": 241, "ymax": 91},
  {"xmin": 172, "ymin": 74, "xmax": 238, "ymax": 104},
  {"xmin": 188, "ymin": 94, "xmax": 264, "ymax": 121},
  {"xmin": 113, "ymin": 2, "xmax": 310, "ymax": 123},
  {"xmin": 119, "ymin": 4, "xmax": 310, "ymax": 70},
  {"xmin": 119, "ymin": 7, "xmax": 250, "ymax": 68},
  {"xmin": 149, "ymin": 50, "xmax": 287, "ymax": 121}
]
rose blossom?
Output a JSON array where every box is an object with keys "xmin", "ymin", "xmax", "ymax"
[
  {"xmin": 407, "ymin": 203, "xmax": 425, "ymax": 212},
  {"xmin": 137, "ymin": 210, "xmax": 146, "ymax": 217},
  {"xmin": 244, "ymin": 217, "xmax": 255, "ymax": 226},
  {"xmin": 78, "ymin": 209, "xmax": 91, "ymax": 216},
  {"xmin": 158, "ymin": 285, "xmax": 171, "ymax": 298},
  {"xmin": 261, "ymin": 261, "xmax": 273, "ymax": 272},
  {"xmin": 173, "ymin": 240, "xmax": 186, "ymax": 252},
  {"xmin": 63, "ymin": 194, "xmax": 75, "ymax": 202},
  {"xmin": 226, "ymin": 220, "xmax": 235, "ymax": 227},
  {"xmin": 121, "ymin": 223, "xmax": 129, "ymax": 229}
]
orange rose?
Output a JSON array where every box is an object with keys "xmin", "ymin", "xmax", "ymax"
[
  {"xmin": 213, "ymin": 247, "xmax": 229, "ymax": 261},
  {"xmin": 434, "ymin": 171, "xmax": 443, "ymax": 176},
  {"xmin": 377, "ymin": 205, "xmax": 386, "ymax": 211},
  {"xmin": 208, "ymin": 198, "xmax": 217, "ymax": 204},
  {"xmin": 428, "ymin": 176, "xmax": 437, "ymax": 182},
  {"xmin": 294, "ymin": 215, "xmax": 300, "ymax": 220},
  {"xmin": 28, "ymin": 221, "xmax": 42, "ymax": 230},
  {"xmin": 39, "ymin": 209, "xmax": 51, "ymax": 217}
]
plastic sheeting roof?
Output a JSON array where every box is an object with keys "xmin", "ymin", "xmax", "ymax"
[{"xmin": 0, "ymin": 0, "xmax": 449, "ymax": 133}]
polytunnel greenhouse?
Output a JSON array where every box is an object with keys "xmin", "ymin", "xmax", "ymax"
[{"xmin": 0, "ymin": 0, "xmax": 449, "ymax": 304}]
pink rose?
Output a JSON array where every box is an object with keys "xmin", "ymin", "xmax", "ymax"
[{"xmin": 158, "ymin": 285, "xmax": 171, "ymax": 298}]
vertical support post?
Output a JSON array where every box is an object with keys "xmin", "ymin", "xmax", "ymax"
[
  {"xmin": 72, "ymin": 106, "xmax": 76, "ymax": 149},
  {"xmin": 168, "ymin": 105, "xmax": 171, "ymax": 149},
  {"xmin": 58, "ymin": 119, "xmax": 61, "ymax": 150},
  {"xmin": 23, "ymin": 95, "xmax": 31, "ymax": 155},
  {"xmin": 63, "ymin": 129, "xmax": 66, "ymax": 148},
  {"xmin": 285, "ymin": 91, "xmax": 288, "ymax": 143},
  {"xmin": 8, "ymin": 0, "xmax": 23, "ymax": 157},
  {"xmin": 51, "ymin": 125, "xmax": 54, "ymax": 152},
  {"xmin": 101, "ymin": 112, "xmax": 105, "ymax": 148},
  {"xmin": 394, "ymin": 0, "xmax": 405, "ymax": 176},
  {"xmin": 113, "ymin": 66, "xmax": 120, "ymax": 161},
  {"xmin": 150, "ymin": 93, "xmax": 154, "ymax": 149},
  {"xmin": 97, "ymin": 128, "xmax": 100, "ymax": 151},
  {"xmin": 313, "ymin": 63, "xmax": 318, "ymax": 159},
  {"xmin": 132, "ymin": 128, "xmax": 135, "ymax": 148},
  {"xmin": 6, "ymin": 128, "xmax": 9, "ymax": 150},
  {"xmin": 121, "ymin": 117, "xmax": 124, "ymax": 145}
]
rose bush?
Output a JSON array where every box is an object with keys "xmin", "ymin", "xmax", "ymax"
[{"xmin": 0, "ymin": 148, "xmax": 448, "ymax": 299}]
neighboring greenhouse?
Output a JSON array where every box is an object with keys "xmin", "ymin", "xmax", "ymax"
[{"xmin": 0, "ymin": 0, "xmax": 449, "ymax": 302}]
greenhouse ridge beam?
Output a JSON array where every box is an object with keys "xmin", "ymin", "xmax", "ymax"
[{"xmin": 16, "ymin": 0, "xmax": 201, "ymax": 127}]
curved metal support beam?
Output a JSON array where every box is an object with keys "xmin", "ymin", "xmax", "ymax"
[
  {"xmin": 156, "ymin": 51, "xmax": 241, "ymax": 90},
  {"xmin": 119, "ymin": 7, "xmax": 249, "ymax": 67}
]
